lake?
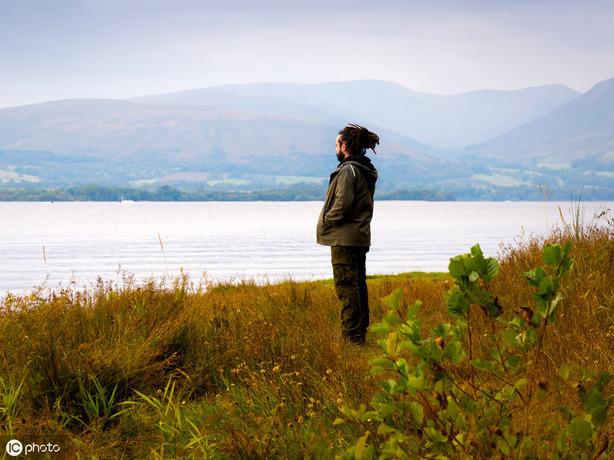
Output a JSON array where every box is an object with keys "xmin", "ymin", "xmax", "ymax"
[{"xmin": 1, "ymin": 201, "xmax": 611, "ymax": 296}]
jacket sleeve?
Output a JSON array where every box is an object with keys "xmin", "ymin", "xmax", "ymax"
[{"xmin": 324, "ymin": 164, "xmax": 356, "ymax": 227}]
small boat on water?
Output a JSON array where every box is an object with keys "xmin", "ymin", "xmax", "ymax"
[{"xmin": 119, "ymin": 194, "xmax": 135, "ymax": 203}]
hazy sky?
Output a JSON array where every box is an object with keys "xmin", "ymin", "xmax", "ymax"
[{"xmin": 1, "ymin": 0, "xmax": 614, "ymax": 108}]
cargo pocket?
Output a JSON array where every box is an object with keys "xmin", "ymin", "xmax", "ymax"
[{"xmin": 331, "ymin": 246, "xmax": 354, "ymax": 266}]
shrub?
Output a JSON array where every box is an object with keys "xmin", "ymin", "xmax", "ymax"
[{"xmin": 336, "ymin": 243, "xmax": 613, "ymax": 459}]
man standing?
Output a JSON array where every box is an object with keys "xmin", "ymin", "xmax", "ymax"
[{"xmin": 316, "ymin": 124, "xmax": 379, "ymax": 345}]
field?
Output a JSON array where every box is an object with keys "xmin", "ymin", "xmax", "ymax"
[{"xmin": 0, "ymin": 220, "xmax": 612, "ymax": 458}]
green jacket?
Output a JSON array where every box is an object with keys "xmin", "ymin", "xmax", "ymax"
[{"xmin": 316, "ymin": 156, "xmax": 378, "ymax": 247}]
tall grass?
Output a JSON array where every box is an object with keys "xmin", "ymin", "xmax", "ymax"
[{"xmin": 0, "ymin": 217, "xmax": 611, "ymax": 458}]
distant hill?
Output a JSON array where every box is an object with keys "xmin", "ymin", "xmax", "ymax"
[
  {"xmin": 0, "ymin": 97, "xmax": 462, "ymax": 189},
  {"xmin": 132, "ymin": 80, "xmax": 580, "ymax": 149},
  {"xmin": 469, "ymin": 77, "xmax": 614, "ymax": 170},
  {"xmin": 1, "ymin": 78, "xmax": 613, "ymax": 199},
  {"xmin": 0, "ymin": 98, "xmax": 339, "ymax": 161}
]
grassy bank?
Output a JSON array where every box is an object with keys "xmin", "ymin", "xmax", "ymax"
[{"xmin": 0, "ymin": 225, "xmax": 612, "ymax": 458}]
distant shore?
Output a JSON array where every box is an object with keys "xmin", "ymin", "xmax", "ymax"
[
  {"xmin": 1, "ymin": 185, "xmax": 455, "ymax": 201},
  {"xmin": 2, "ymin": 184, "xmax": 613, "ymax": 201}
]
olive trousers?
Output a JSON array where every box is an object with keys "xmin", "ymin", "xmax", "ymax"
[{"xmin": 331, "ymin": 246, "xmax": 369, "ymax": 345}]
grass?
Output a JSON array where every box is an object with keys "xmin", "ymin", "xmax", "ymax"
[
  {"xmin": 0, "ymin": 221, "xmax": 612, "ymax": 458},
  {"xmin": 206, "ymin": 179, "xmax": 249, "ymax": 186},
  {"xmin": 274, "ymin": 176, "xmax": 326, "ymax": 186},
  {"xmin": 471, "ymin": 173, "xmax": 529, "ymax": 187}
]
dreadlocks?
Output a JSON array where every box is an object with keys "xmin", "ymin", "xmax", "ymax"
[{"xmin": 338, "ymin": 124, "xmax": 380, "ymax": 157}]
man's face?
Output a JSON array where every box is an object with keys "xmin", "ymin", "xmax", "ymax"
[{"xmin": 335, "ymin": 135, "xmax": 346, "ymax": 162}]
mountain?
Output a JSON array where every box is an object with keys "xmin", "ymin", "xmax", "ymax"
[
  {"xmin": 0, "ymin": 98, "xmax": 461, "ymax": 189},
  {"xmin": 469, "ymin": 77, "xmax": 614, "ymax": 170},
  {"xmin": 0, "ymin": 98, "xmax": 340, "ymax": 161},
  {"xmin": 132, "ymin": 80, "xmax": 580, "ymax": 149},
  {"xmin": 2, "ymin": 78, "xmax": 612, "ymax": 199}
]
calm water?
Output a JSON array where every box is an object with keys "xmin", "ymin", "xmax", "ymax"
[{"xmin": 0, "ymin": 201, "xmax": 611, "ymax": 296}]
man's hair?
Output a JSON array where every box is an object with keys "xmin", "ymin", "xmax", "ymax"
[{"xmin": 338, "ymin": 124, "xmax": 380, "ymax": 156}]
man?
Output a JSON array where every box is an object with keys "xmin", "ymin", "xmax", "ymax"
[{"xmin": 316, "ymin": 124, "xmax": 379, "ymax": 345}]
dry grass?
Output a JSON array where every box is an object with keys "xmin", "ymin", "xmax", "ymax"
[
  {"xmin": 0, "ymin": 221, "xmax": 612, "ymax": 458},
  {"xmin": 494, "ymin": 226, "xmax": 614, "ymax": 374}
]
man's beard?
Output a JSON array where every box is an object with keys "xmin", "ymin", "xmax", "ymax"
[{"xmin": 336, "ymin": 151, "xmax": 345, "ymax": 162}]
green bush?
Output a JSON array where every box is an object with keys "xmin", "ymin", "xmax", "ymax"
[{"xmin": 336, "ymin": 243, "xmax": 613, "ymax": 459}]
